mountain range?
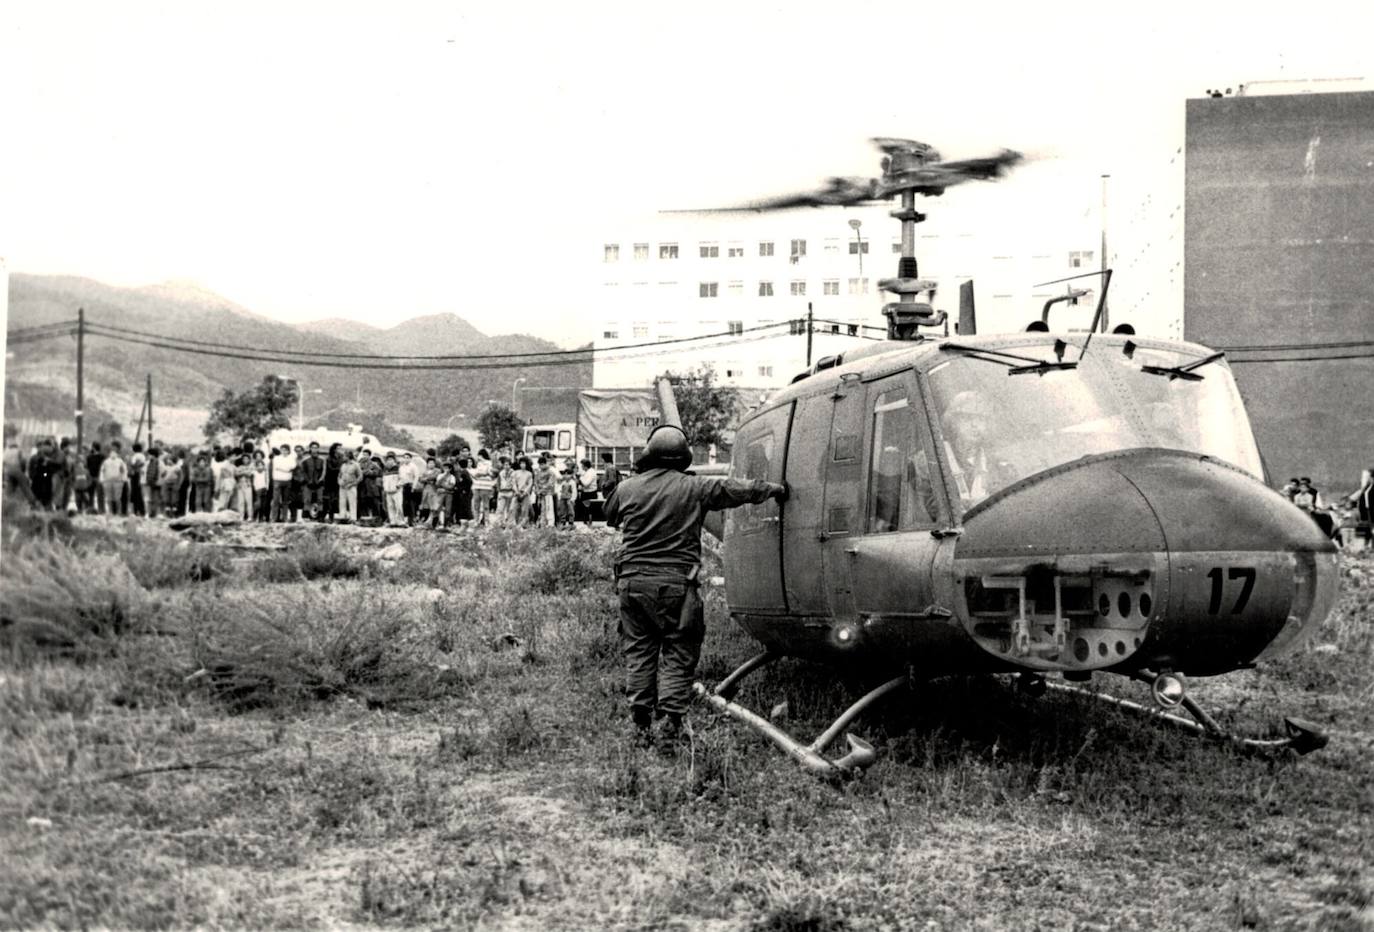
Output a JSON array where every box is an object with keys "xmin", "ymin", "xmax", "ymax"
[{"xmin": 4, "ymin": 274, "xmax": 591, "ymax": 442}]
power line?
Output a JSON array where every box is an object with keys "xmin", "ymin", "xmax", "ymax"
[
  {"xmin": 84, "ymin": 318, "xmax": 794, "ymax": 361},
  {"xmin": 80, "ymin": 325, "xmax": 799, "ymax": 371}
]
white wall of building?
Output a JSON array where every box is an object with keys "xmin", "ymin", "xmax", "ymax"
[{"xmin": 592, "ymin": 165, "xmax": 1109, "ymax": 390}]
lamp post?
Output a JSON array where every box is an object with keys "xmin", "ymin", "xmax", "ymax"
[
  {"xmin": 512, "ymin": 377, "xmax": 527, "ymax": 412},
  {"xmin": 276, "ymin": 375, "xmax": 322, "ymax": 429},
  {"xmin": 848, "ymin": 218, "xmax": 864, "ymax": 276}
]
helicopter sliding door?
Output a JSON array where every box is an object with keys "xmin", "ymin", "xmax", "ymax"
[
  {"xmin": 846, "ymin": 371, "xmax": 944, "ymax": 625},
  {"xmin": 723, "ymin": 402, "xmax": 792, "ymax": 614},
  {"xmin": 783, "ymin": 378, "xmax": 866, "ymax": 620}
]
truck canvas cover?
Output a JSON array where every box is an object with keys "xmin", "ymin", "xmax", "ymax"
[{"xmin": 576, "ymin": 389, "xmax": 660, "ymax": 448}]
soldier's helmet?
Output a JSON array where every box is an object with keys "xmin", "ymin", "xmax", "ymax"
[{"xmin": 642, "ymin": 424, "xmax": 692, "ymax": 470}]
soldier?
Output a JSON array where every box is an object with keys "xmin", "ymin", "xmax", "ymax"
[{"xmin": 603, "ymin": 424, "xmax": 788, "ymax": 750}]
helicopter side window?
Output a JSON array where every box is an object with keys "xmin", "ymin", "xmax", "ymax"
[
  {"xmin": 867, "ymin": 389, "xmax": 934, "ymax": 532},
  {"xmin": 732, "ymin": 431, "xmax": 778, "ymax": 533}
]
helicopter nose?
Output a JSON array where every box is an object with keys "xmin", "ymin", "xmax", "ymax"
[
  {"xmin": 1105, "ymin": 450, "xmax": 1339, "ymax": 672},
  {"xmin": 954, "ymin": 450, "xmax": 1338, "ymax": 675}
]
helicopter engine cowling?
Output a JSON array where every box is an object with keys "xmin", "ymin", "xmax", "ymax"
[{"xmin": 952, "ymin": 449, "xmax": 1338, "ymax": 677}]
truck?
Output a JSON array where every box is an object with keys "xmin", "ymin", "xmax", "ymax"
[{"xmin": 521, "ymin": 388, "xmax": 662, "ymax": 470}]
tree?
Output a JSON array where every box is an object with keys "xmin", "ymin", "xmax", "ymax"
[
  {"xmin": 476, "ymin": 404, "xmax": 525, "ymax": 450},
  {"xmin": 664, "ymin": 366, "xmax": 741, "ymax": 449},
  {"xmin": 203, "ymin": 375, "xmax": 297, "ymax": 442},
  {"xmin": 437, "ymin": 433, "xmax": 469, "ymax": 458}
]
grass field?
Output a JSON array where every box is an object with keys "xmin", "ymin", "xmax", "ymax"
[{"xmin": 2, "ymin": 510, "xmax": 1372, "ymax": 930}]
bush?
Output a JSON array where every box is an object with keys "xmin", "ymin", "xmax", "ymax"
[
  {"xmin": 0, "ymin": 539, "xmax": 148, "ymax": 659},
  {"xmin": 523, "ymin": 534, "xmax": 614, "ymax": 595},
  {"xmin": 183, "ymin": 585, "xmax": 452, "ymax": 710},
  {"xmin": 119, "ymin": 537, "xmax": 231, "ymax": 589},
  {"xmin": 251, "ymin": 536, "xmax": 361, "ymax": 583}
]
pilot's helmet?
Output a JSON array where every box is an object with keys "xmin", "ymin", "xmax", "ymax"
[
  {"xmin": 945, "ymin": 390, "xmax": 994, "ymax": 422},
  {"xmin": 640, "ymin": 424, "xmax": 692, "ymax": 470}
]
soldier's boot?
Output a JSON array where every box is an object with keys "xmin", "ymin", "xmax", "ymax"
[
  {"xmin": 630, "ymin": 707, "xmax": 654, "ymax": 749},
  {"xmin": 657, "ymin": 713, "xmax": 693, "ymax": 756}
]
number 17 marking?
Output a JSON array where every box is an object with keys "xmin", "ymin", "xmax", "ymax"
[{"xmin": 1206, "ymin": 566, "xmax": 1256, "ymax": 615}]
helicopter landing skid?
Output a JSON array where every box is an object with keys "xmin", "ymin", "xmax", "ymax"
[
  {"xmin": 1040, "ymin": 675, "xmax": 1329, "ymax": 755},
  {"xmin": 693, "ymin": 652, "xmax": 908, "ymax": 780}
]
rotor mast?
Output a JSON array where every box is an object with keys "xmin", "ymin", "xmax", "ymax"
[{"xmin": 877, "ymin": 142, "xmax": 946, "ymax": 340}]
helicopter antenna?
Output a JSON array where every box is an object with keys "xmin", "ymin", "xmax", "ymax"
[{"xmin": 1034, "ymin": 268, "xmax": 1114, "ymax": 357}]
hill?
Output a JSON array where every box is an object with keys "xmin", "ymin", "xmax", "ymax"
[{"xmin": 4, "ymin": 274, "xmax": 591, "ymax": 441}]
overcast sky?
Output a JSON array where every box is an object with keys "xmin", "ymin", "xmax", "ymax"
[{"xmin": 2, "ymin": 1, "xmax": 1371, "ymax": 345}]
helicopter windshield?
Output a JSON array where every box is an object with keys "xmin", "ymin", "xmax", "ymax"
[{"xmin": 926, "ymin": 342, "xmax": 1263, "ymax": 510}]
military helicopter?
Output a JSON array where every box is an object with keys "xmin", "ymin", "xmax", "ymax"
[{"xmin": 654, "ymin": 138, "xmax": 1340, "ymax": 778}]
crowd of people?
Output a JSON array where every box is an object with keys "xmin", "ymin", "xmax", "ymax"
[
  {"xmin": 1280, "ymin": 473, "xmax": 1372, "ymax": 543},
  {"xmin": 3, "ymin": 434, "xmax": 626, "ymax": 530}
]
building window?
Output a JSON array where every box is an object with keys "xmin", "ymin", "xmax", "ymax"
[
  {"xmin": 727, "ymin": 244, "xmax": 744, "ymax": 258},
  {"xmin": 603, "ymin": 327, "xmax": 619, "ymax": 340},
  {"xmin": 824, "ymin": 238, "xmax": 840, "ymax": 254},
  {"xmin": 660, "ymin": 243, "xmax": 679, "ymax": 260},
  {"xmin": 823, "ymin": 279, "xmax": 840, "ymax": 296},
  {"xmin": 727, "ymin": 280, "xmax": 744, "ymax": 296},
  {"xmin": 758, "ymin": 365, "xmax": 774, "ymax": 378},
  {"xmin": 759, "ymin": 241, "xmax": 775, "ymax": 257},
  {"xmin": 632, "ymin": 322, "xmax": 648, "ymax": 338},
  {"xmin": 725, "ymin": 364, "xmax": 744, "ymax": 379},
  {"xmin": 790, "ymin": 280, "xmax": 807, "ymax": 296},
  {"xmin": 891, "ymin": 241, "xmax": 903, "ymax": 254},
  {"xmin": 700, "ymin": 243, "xmax": 719, "ymax": 258},
  {"xmin": 728, "ymin": 320, "xmax": 744, "ymax": 335},
  {"xmin": 1070, "ymin": 250, "xmax": 1095, "ymax": 268},
  {"xmin": 633, "ymin": 243, "xmax": 649, "ymax": 261},
  {"xmin": 848, "ymin": 277, "xmax": 869, "ymax": 295},
  {"xmin": 699, "ymin": 282, "xmax": 719, "ymax": 298},
  {"xmin": 604, "ymin": 244, "xmax": 619, "ymax": 262},
  {"xmin": 758, "ymin": 281, "xmax": 774, "ymax": 297},
  {"xmin": 790, "ymin": 239, "xmax": 807, "ymax": 259},
  {"xmin": 848, "ymin": 240, "xmax": 869, "ymax": 255}
]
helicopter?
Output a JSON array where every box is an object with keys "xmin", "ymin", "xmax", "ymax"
[{"xmin": 652, "ymin": 138, "xmax": 1341, "ymax": 778}]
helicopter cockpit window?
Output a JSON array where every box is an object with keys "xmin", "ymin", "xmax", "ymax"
[
  {"xmin": 867, "ymin": 389, "xmax": 934, "ymax": 532},
  {"xmin": 926, "ymin": 342, "xmax": 1264, "ymax": 512},
  {"xmin": 1107, "ymin": 347, "xmax": 1263, "ymax": 476}
]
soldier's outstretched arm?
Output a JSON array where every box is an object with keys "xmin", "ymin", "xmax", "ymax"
[{"xmin": 699, "ymin": 477, "xmax": 788, "ymax": 511}]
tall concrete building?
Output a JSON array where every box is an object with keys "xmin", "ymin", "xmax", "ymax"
[{"xmin": 1184, "ymin": 84, "xmax": 1374, "ymax": 490}]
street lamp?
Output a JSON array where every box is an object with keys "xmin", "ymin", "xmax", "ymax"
[
  {"xmin": 848, "ymin": 218, "xmax": 864, "ymax": 276},
  {"xmin": 513, "ymin": 377, "xmax": 527, "ymax": 411},
  {"xmin": 275, "ymin": 375, "xmax": 322, "ymax": 429}
]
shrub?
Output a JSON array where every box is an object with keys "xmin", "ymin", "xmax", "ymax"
[
  {"xmin": 119, "ymin": 537, "xmax": 231, "ymax": 589},
  {"xmin": 182, "ymin": 585, "xmax": 452, "ymax": 710},
  {"xmin": 523, "ymin": 535, "xmax": 614, "ymax": 595},
  {"xmin": 0, "ymin": 538, "xmax": 148, "ymax": 659}
]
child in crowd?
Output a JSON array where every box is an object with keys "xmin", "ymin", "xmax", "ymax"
[
  {"xmin": 190, "ymin": 455, "xmax": 214, "ymax": 513},
  {"xmin": 418, "ymin": 457, "xmax": 440, "ymax": 524},
  {"xmin": 556, "ymin": 464, "xmax": 578, "ymax": 528},
  {"xmin": 495, "ymin": 457, "xmax": 515, "ymax": 526},
  {"xmin": 99, "ymin": 443, "xmax": 129, "ymax": 516},
  {"xmin": 511, "ymin": 457, "xmax": 534, "ymax": 527},
  {"xmin": 452, "ymin": 457, "xmax": 474, "ymax": 528},
  {"xmin": 252, "ymin": 450, "xmax": 269, "ymax": 520},
  {"xmin": 432, "ymin": 462, "xmax": 457, "ymax": 529},
  {"xmin": 471, "ymin": 449, "xmax": 494, "ymax": 526},
  {"xmin": 159, "ymin": 452, "xmax": 183, "ymax": 517},
  {"xmin": 234, "ymin": 454, "xmax": 254, "ymax": 520}
]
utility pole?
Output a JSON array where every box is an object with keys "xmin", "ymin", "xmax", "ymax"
[
  {"xmin": 805, "ymin": 302, "xmax": 814, "ymax": 366},
  {"xmin": 75, "ymin": 308, "xmax": 85, "ymax": 451},
  {"xmin": 1100, "ymin": 174, "xmax": 1110, "ymax": 333},
  {"xmin": 146, "ymin": 374, "xmax": 154, "ymax": 450}
]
